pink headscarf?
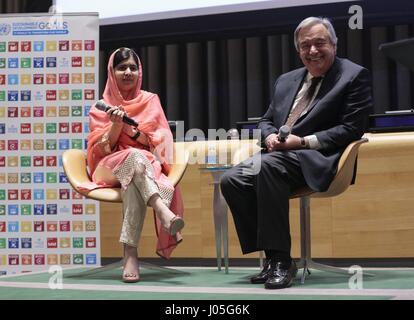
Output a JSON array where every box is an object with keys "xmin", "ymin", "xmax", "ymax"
[
  {"xmin": 87, "ymin": 48, "xmax": 173, "ymax": 174},
  {"xmin": 87, "ymin": 48, "xmax": 183, "ymax": 258}
]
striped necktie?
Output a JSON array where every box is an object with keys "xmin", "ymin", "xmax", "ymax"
[{"xmin": 285, "ymin": 76, "xmax": 322, "ymax": 127}]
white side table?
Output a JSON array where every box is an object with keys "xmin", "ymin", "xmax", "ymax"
[{"xmin": 200, "ymin": 165, "xmax": 232, "ymax": 273}]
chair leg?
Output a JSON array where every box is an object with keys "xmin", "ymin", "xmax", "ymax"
[
  {"xmin": 296, "ymin": 259, "xmax": 311, "ymax": 284},
  {"xmin": 139, "ymin": 261, "xmax": 187, "ymax": 274},
  {"xmin": 297, "ymin": 196, "xmax": 312, "ymax": 284},
  {"xmin": 65, "ymin": 259, "xmax": 124, "ymax": 278},
  {"xmin": 259, "ymin": 251, "xmax": 264, "ymax": 269},
  {"xmin": 65, "ymin": 259, "xmax": 187, "ymax": 278},
  {"xmin": 297, "ymin": 196, "xmax": 374, "ymax": 284}
]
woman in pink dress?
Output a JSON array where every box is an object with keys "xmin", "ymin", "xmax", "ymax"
[{"xmin": 85, "ymin": 47, "xmax": 184, "ymax": 283}]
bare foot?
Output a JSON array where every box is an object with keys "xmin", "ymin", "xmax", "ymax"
[
  {"xmin": 157, "ymin": 207, "xmax": 176, "ymax": 230},
  {"xmin": 157, "ymin": 208, "xmax": 185, "ymax": 235},
  {"xmin": 149, "ymin": 194, "xmax": 185, "ymax": 235},
  {"xmin": 123, "ymin": 245, "xmax": 139, "ymax": 283}
]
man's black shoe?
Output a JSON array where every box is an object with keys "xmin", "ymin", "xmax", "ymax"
[
  {"xmin": 264, "ymin": 260, "xmax": 297, "ymax": 289},
  {"xmin": 250, "ymin": 258, "xmax": 272, "ymax": 284}
]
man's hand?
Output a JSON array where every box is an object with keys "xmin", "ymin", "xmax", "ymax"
[
  {"xmin": 265, "ymin": 133, "xmax": 303, "ymax": 152},
  {"xmin": 265, "ymin": 133, "xmax": 278, "ymax": 152}
]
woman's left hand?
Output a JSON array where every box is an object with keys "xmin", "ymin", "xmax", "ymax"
[
  {"xmin": 122, "ymin": 124, "xmax": 135, "ymax": 137},
  {"xmin": 123, "ymin": 126, "xmax": 149, "ymax": 145},
  {"xmin": 135, "ymin": 130, "xmax": 149, "ymax": 145}
]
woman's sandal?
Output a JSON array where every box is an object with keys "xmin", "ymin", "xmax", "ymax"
[
  {"xmin": 122, "ymin": 272, "xmax": 140, "ymax": 283},
  {"xmin": 166, "ymin": 216, "xmax": 185, "ymax": 236}
]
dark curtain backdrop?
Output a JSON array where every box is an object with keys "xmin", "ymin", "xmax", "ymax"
[
  {"xmin": 2, "ymin": 0, "xmax": 413, "ymax": 133},
  {"xmin": 0, "ymin": 0, "xmax": 51, "ymax": 13},
  {"xmin": 101, "ymin": 23, "xmax": 414, "ymax": 133}
]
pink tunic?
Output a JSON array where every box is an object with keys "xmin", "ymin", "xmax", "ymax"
[{"xmin": 83, "ymin": 49, "xmax": 183, "ymax": 259}]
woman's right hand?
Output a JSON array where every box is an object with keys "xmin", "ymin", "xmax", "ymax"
[
  {"xmin": 107, "ymin": 106, "xmax": 125, "ymax": 126},
  {"xmin": 104, "ymin": 106, "xmax": 126, "ymax": 150}
]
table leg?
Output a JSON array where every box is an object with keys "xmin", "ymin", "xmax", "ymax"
[
  {"xmin": 213, "ymin": 184, "xmax": 223, "ymax": 271},
  {"xmin": 219, "ymin": 188, "xmax": 229, "ymax": 274}
]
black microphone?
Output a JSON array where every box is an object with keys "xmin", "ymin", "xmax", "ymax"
[
  {"xmin": 278, "ymin": 125, "xmax": 291, "ymax": 142},
  {"xmin": 95, "ymin": 100, "xmax": 138, "ymax": 127}
]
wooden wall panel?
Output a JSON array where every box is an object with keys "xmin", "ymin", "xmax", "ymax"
[{"xmin": 99, "ymin": 133, "xmax": 414, "ymax": 259}]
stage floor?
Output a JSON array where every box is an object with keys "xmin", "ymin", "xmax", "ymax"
[{"xmin": 1, "ymin": 266, "xmax": 414, "ymax": 300}]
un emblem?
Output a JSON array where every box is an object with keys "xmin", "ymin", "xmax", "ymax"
[{"xmin": 0, "ymin": 24, "xmax": 11, "ymax": 35}]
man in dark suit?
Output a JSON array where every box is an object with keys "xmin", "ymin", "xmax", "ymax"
[{"xmin": 220, "ymin": 17, "xmax": 372, "ymax": 289}]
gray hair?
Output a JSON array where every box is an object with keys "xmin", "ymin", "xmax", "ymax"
[{"xmin": 294, "ymin": 17, "xmax": 338, "ymax": 51}]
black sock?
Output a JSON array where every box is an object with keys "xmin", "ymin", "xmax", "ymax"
[
  {"xmin": 264, "ymin": 250, "xmax": 273, "ymax": 260},
  {"xmin": 265, "ymin": 250, "xmax": 291, "ymax": 263}
]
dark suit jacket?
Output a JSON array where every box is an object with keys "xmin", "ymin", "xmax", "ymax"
[{"xmin": 258, "ymin": 57, "xmax": 373, "ymax": 192}]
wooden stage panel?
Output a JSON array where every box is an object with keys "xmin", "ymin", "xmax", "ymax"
[{"xmin": 99, "ymin": 133, "xmax": 414, "ymax": 259}]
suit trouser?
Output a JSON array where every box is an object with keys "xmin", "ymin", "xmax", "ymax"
[{"xmin": 220, "ymin": 150, "xmax": 306, "ymax": 255}]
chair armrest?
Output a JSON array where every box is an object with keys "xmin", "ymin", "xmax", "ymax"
[
  {"xmin": 168, "ymin": 143, "xmax": 190, "ymax": 186},
  {"xmin": 63, "ymin": 143, "xmax": 190, "ymax": 202},
  {"xmin": 316, "ymin": 138, "xmax": 368, "ymax": 197},
  {"xmin": 62, "ymin": 149, "xmax": 90, "ymax": 191},
  {"xmin": 62, "ymin": 149, "xmax": 122, "ymax": 202}
]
